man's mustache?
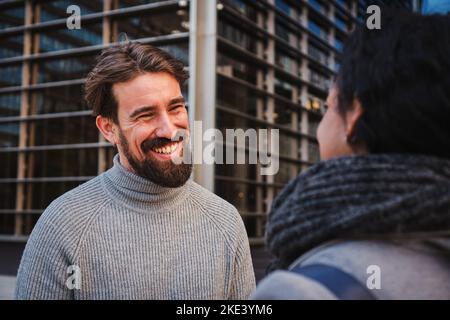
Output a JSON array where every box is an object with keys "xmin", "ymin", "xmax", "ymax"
[{"xmin": 141, "ymin": 137, "xmax": 183, "ymax": 153}]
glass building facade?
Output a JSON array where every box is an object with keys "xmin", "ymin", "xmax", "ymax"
[{"xmin": 0, "ymin": 0, "xmax": 414, "ymax": 247}]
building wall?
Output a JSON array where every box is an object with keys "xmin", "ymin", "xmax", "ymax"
[{"xmin": 213, "ymin": 0, "xmax": 359, "ymax": 242}]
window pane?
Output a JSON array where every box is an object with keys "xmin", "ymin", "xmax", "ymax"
[
  {"xmin": 0, "ymin": 35, "xmax": 24, "ymax": 59},
  {"xmin": 0, "ymin": 122, "xmax": 19, "ymax": 148},
  {"xmin": 275, "ymin": 22, "xmax": 290, "ymax": 43},
  {"xmin": 308, "ymin": 20, "xmax": 328, "ymax": 42},
  {"xmin": 31, "ymin": 85, "xmax": 87, "ymax": 114},
  {"xmin": 0, "ymin": 5, "xmax": 25, "ymax": 30},
  {"xmin": 309, "ymin": 68, "xmax": 330, "ymax": 91},
  {"xmin": 39, "ymin": 0, "xmax": 102, "ymax": 22},
  {"xmin": 275, "ymin": 77, "xmax": 293, "ymax": 99},
  {"xmin": 216, "ymin": 110, "xmax": 264, "ymax": 135},
  {"xmin": 0, "ymin": 94, "xmax": 21, "ymax": 117},
  {"xmin": 278, "ymin": 132, "xmax": 298, "ymax": 158},
  {"xmin": 216, "ymin": 163, "xmax": 257, "ymax": 181},
  {"xmin": 29, "ymin": 181, "xmax": 84, "ymax": 209},
  {"xmin": 34, "ymin": 55, "xmax": 96, "ymax": 83},
  {"xmin": 217, "ymin": 52, "xmax": 258, "ymax": 85},
  {"xmin": 222, "ymin": 0, "xmax": 258, "ymax": 24},
  {"xmin": 274, "ymin": 160, "xmax": 298, "ymax": 184},
  {"xmin": 118, "ymin": 0, "xmax": 174, "ymax": 8},
  {"xmin": 308, "ymin": 141, "xmax": 320, "ymax": 163},
  {"xmin": 31, "ymin": 116, "xmax": 98, "ymax": 146},
  {"xmin": 215, "ymin": 179, "xmax": 257, "ymax": 212},
  {"xmin": 218, "ymin": 20, "xmax": 258, "ymax": 54},
  {"xmin": 217, "ymin": 76, "xmax": 259, "ymax": 116},
  {"xmin": 0, "ymin": 212, "xmax": 15, "ymax": 234},
  {"xmin": 276, "ymin": 51, "xmax": 296, "ymax": 74},
  {"xmin": 308, "ymin": 112, "xmax": 321, "ymax": 136},
  {"xmin": 36, "ymin": 23, "xmax": 103, "ymax": 53},
  {"xmin": 308, "ymin": 43, "xmax": 329, "ymax": 67},
  {"xmin": 274, "ymin": 101, "xmax": 294, "ymax": 128},
  {"xmin": 0, "ymin": 182, "xmax": 16, "ymax": 209},
  {"xmin": 0, "ymin": 152, "xmax": 17, "ymax": 178},
  {"xmin": 112, "ymin": 9, "xmax": 189, "ymax": 39},
  {"xmin": 28, "ymin": 148, "xmax": 98, "ymax": 178},
  {"xmin": 159, "ymin": 43, "xmax": 189, "ymax": 66},
  {"xmin": 0, "ymin": 64, "xmax": 22, "ymax": 88}
]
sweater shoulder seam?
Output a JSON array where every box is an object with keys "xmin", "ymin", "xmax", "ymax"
[
  {"xmin": 190, "ymin": 191, "xmax": 240, "ymax": 255},
  {"xmin": 71, "ymin": 198, "xmax": 113, "ymax": 262}
]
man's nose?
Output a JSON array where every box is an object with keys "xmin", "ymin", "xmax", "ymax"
[{"xmin": 154, "ymin": 112, "xmax": 177, "ymax": 139}]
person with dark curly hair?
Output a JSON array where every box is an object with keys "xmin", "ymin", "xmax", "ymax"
[{"xmin": 252, "ymin": 9, "xmax": 450, "ymax": 300}]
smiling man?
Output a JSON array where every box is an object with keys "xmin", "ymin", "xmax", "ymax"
[{"xmin": 15, "ymin": 42, "xmax": 255, "ymax": 300}]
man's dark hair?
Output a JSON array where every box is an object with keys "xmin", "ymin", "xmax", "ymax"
[
  {"xmin": 84, "ymin": 41, "xmax": 188, "ymax": 123},
  {"xmin": 336, "ymin": 10, "xmax": 450, "ymax": 158}
]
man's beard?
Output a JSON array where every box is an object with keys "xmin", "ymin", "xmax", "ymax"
[{"xmin": 117, "ymin": 128, "xmax": 192, "ymax": 188}]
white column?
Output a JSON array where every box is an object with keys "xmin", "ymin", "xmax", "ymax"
[{"xmin": 188, "ymin": 0, "xmax": 217, "ymax": 191}]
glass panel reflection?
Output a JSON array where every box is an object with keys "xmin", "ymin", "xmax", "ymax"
[
  {"xmin": 30, "ymin": 181, "xmax": 84, "ymax": 209},
  {"xmin": 31, "ymin": 85, "xmax": 87, "ymax": 114},
  {"xmin": 0, "ymin": 5, "xmax": 24, "ymax": 30},
  {"xmin": 36, "ymin": 24, "xmax": 103, "ymax": 53},
  {"xmin": 28, "ymin": 148, "xmax": 98, "ymax": 178},
  {"xmin": 217, "ymin": 76, "xmax": 259, "ymax": 116},
  {"xmin": 39, "ymin": 0, "xmax": 102, "ymax": 22},
  {"xmin": 215, "ymin": 179, "xmax": 257, "ymax": 212},
  {"xmin": 113, "ymin": 9, "xmax": 189, "ymax": 39},
  {"xmin": 0, "ymin": 35, "xmax": 24, "ymax": 59},
  {"xmin": 0, "ymin": 122, "xmax": 19, "ymax": 148},
  {"xmin": 0, "ymin": 94, "xmax": 21, "ymax": 117},
  {"xmin": 31, "ymin": 116, "xmax": 98, "ymax": 146},
  {"xmin": 34, "ymin": 54, "xmax": 96, "ymax": 83},
  {"xmin": 0, "ymin": 152, "xmax": 17, "ymax": 178},
  {"xmin": 0, "ymin": 182, "xmax": 16, "ymax": 209},
  {"xmin": 0, "ymin": 64, "xmax": 22, "ymax": 88}
]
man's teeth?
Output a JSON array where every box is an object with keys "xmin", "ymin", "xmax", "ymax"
[{"xmin": 152, "ymin": 143, "xmax": 178, "ymax": 154}]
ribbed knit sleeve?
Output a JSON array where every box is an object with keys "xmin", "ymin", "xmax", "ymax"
[
  {"xmin": 228, "ymin": 214, "xmax": 256, "ymax": 299},
  {"xmin": 15, "ymin": 200, "xmax": 75, "ymax": 300}
]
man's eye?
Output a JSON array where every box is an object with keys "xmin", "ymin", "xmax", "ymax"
[
  {"xmin": 170, "ymin": 105, "xmax": 184, "ymax": 112},
  {"xmin": 139, "ymin": 114, "xmax": 154, "ymax": 120}
]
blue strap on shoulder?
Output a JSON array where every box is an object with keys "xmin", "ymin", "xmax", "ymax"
[{"xmin": 289, "ymin": 263, "xmax": 376, "ymax": 300}]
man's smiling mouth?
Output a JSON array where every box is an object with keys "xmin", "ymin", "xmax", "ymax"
[{"xmin": 150, "ymin": 141, "xmax": 179, "ymax": 155}]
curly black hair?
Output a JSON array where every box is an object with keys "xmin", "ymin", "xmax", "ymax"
[{"xmin": 336, "ymin": 9, "xmax": 450, "ymax": 159}]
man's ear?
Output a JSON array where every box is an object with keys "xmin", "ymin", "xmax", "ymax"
[
  {"xmin": 96, "ymin": 116, "xmax": 118, "ymax": 145},
  {"xmin": 345, "ymin": 98, "xmax": 364, "ymax": 140}
]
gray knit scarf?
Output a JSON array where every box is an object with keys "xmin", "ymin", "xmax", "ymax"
[{"xmin": 266, "ymin": 154, "xmax": 450, "ymax": 271}]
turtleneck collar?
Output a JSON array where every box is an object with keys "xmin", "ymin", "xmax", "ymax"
[{"xmin": 101, "ymin": 154, "xmax": 190, "ymax": 213}]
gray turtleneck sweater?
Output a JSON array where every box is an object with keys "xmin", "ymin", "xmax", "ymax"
[{"xmin": 15, "ymin": 155, "xmax": 255, "ymax": 299}]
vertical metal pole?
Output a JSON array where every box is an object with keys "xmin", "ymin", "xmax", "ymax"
[
  {"xmin": 15, "ymin": 0, "xmax": 33, "ymax": 235},
  {"xmin": 188, "ymin": 0, "xmax": 217, "ymax": 192},
  {"xmin": 98, "ymin": 0, "xmax": 113, "ymax": 174}
]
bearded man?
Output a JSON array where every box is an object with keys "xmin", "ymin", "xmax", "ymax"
[{"xmin": 15, "ymin": 42, "xmax": 255, "ymax": 300}]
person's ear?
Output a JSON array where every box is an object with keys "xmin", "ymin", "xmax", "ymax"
[
  {"xmin": 96, "ymin": 115, "xmax": 118, "ymax": 145},
  {"xmin": 345, "ymin": 98, "xmax": 364, "ymax": 144}
]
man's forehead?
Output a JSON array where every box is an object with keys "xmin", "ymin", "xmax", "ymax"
[
  {"xmin": 113, "ymin": 73, "xmax": 182, "ymax": 112},
  {"xmin": 114, "ymin": 73, "xmax": 180, "ymax": 95}
]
